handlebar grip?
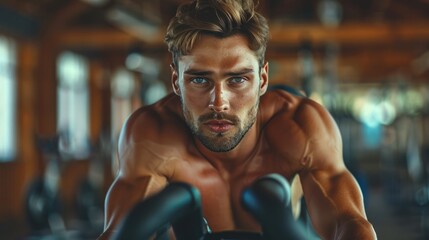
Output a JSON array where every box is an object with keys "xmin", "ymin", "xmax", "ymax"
[
  {"xmin": 112, "ymin": 182, "xmax": 205, "ymax": 240},
  {"xmin": 241, "ymin": 173, "xmax": 308, "ymax": 240}
]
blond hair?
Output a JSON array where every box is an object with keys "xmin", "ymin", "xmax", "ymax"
[{"xmin": 165, "ymin": 0, "xmax": 269, "ymax": 67}]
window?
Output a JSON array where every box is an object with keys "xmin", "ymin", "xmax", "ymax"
[
  {"xmin": 57, "ymin": 51, "xmax": 89, "ymax": 159},
  {"xmin": 110, "ymin": 68, "xmax": 136, "ymax": 174},
  {"xmin": 0, "ymin": 36, "xmax": 17, "ymax": 162}
]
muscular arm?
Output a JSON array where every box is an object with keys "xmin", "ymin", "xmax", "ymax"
[
  {"xmin": 300, "ymin": 169, "xmax": 376, "ymax": 239},
  {"xmin": 296, "ymin": 100, "xmax": 376, "ymax": 240},
  {"xmin": 97, "ymin": 108, "xmax": 173, "ymax": 240},
  {"xmin": 98, "ymin": 175, "xmax": 167, "ymax": 239}
]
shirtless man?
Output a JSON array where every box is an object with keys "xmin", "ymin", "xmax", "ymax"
[{"xmin": 98, "ymin": 0, "xmax": 377, "ymax": 239}]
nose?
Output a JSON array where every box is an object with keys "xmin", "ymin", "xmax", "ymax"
[{"xmin": 208, "ymin": 84, "xmax": 229, "ymax": 112}]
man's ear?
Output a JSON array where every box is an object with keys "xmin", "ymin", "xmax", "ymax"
[
  {"xmin": 170, "ymin": 63, "xmax": 180, "ymax": 96},
  {"xmin": 260, "ymin": 62, "xmax": 269, "ymax": 95}
]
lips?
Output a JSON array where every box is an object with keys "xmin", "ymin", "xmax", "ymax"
[{"xmin": 204, "ymin": 120, "xmax": 234, "ymax": 133}]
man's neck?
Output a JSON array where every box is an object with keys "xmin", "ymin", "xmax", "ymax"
[{"xmin": 194, "ymin": 122, "xmax": 261, "ymax": 175}]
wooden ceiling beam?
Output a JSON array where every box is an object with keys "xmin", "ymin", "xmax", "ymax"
[
  {"xmin": 58, "ymin": 22, "xmax": 429, "ymax": 49},
  {"xmin": 267, "ymin": 47, "xmax": 423, "ymax": 82},
  {"xmin": 58, "ymin": 28, "xmax": 164, "ymax": 48},
  {"xmin": 43, "ymin": 0, "xmax": 91, "ymax": 32},
  {"xmin": 385, "ymin": 1, "xmax": 429, "ymax": 21},
  {"xmin": 57, "ymin": 22, "xmax": 429, "ymax": 81},
  {"xmin": 269, "ymin": 22, "xmax": 429, "ymax": 46}
]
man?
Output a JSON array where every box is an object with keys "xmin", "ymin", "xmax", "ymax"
[{"xmin": 99, "ymin": 0, "xmax": 377, "ymax": 239}]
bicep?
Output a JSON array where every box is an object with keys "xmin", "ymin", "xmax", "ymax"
[{"xmin": 296, "ymin": 100, "xmax": 367, "ymax": 238}]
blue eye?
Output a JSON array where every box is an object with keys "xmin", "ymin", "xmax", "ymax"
[
  {"xmin": 230, "ymin": 77, "xmax": 245, "ymax": 84},
  {"xmin": 191, "ymin": 77, "xmax": 207, "ymax": 84}
]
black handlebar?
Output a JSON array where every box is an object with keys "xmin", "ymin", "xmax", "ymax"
[
  {"xmin": 111, "ymin": 174, "xmax": 310, "ymax": 240},
  {"xmin": 242, "ymin": 173, "xmax": 308, "ymax": 240},
  {"xmin": 111, "ymin": 182, "xmax": 205, "ymax": 240}
]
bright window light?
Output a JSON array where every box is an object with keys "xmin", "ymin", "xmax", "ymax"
[
  {"xmin": 0, "ymin": 36, "xmax": 17, "ymax": 162},
  {"xmin": 57, "ymin": 51, "xmax": 89, "ymax": 159}
]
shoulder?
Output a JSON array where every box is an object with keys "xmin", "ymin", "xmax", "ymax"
[
  {"xmin": 260, "ymin": 89, "xmax": 302, "ymax": 119},
  {"xmin": 120, "ymin": 93, "xmax": 188, "ymax": 144},
  {"xmin": 263, "ymin": 90, "xmax": 339, "ymax": 142},
  {"xmin": 294, "ymin": 98, "xmax": 344, "ymax": 171},
  {"xmin": 260, "ymin": 89, "xmax": 305, "ymax": 132},
  {"xmin": 117, "ymin": 93, "xmax": 191, "ymax": 177},
  {"xmin": 296, "ymin": 98, "xmax": 343, "ymax": 156},
  {"xmin": 262, "ymin": 90, "xmax": 343, "ymax": 170}
]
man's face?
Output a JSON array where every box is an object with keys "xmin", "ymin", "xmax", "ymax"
[{"xmin": 171, "ymin": 34, "xmax": 268, "ymax": 152}]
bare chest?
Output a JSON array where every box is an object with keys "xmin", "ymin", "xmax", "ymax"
[
  {"xmin": 171, "ymin": 166, "xmax": 262, "ymax": 231},
  {"xmin": 169, "ymin": 151, "xmax": 301, "ymax": 232}
]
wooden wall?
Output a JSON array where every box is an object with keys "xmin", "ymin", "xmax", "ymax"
[{"xmin": 0, "ymin": 34, "xmax": 116, "ymax": 238}]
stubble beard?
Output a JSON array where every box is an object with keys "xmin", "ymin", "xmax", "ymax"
[{"xmin": 182, "ymin": 101, "xmax": 259, "ymax": 153}]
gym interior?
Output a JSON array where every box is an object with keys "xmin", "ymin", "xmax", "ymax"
[{"xmin": 0, "ymin": 0, "xmax": 428, "ymax": 239}]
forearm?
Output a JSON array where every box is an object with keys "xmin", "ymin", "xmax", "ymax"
[
  {"xmin": 97, "ymin": 229, "xmax": 114, "ymax": 240},
  {"xmin": 97, "ymin": 228, "xmax": 176, "ymax": 240},
  {"xmin": 335, "ymin": 217, "xmax": 377, "ymax": 240}
]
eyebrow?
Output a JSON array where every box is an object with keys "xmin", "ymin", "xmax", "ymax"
[
  {"xmin": 226, "ymin": 68, "xmax": 254, "ymax": 76},
  {"xmin": 184, "ymin": 69, "xmax": 212, "ymax": 76},
  {"xmin": 184, "ymin": 68, "xmax": 255, "ymax": 76}
]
